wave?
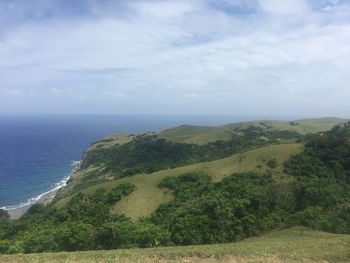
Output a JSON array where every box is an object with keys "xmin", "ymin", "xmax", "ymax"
[{"xmin": 0, "ymin": 160, "xmax": 81, "ymax": 211}]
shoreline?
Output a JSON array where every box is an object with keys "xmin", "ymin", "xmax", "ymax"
[{"xmin": 3, "ymin": 161, "xmax": 81, "ymax": 219}]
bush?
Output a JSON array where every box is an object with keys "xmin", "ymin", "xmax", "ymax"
[
  {"xmin": 266, "ymin": 159, "xmax": 277, "ymax": 169},
  {"xmin": 153, "ymin": 172, "xmax": 285, "ymax": 245},
  {"xmin": 0, "ymin": 210, "xmax": 9, "ymax": 220},
  {"xmin": 0, "ymin": 240, "xmax": 11, "ymax": 254}
]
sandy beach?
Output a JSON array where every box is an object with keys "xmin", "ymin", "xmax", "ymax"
[{"xmin": 6, "ymin": 188, "xmax": 60, "ymax": 219}]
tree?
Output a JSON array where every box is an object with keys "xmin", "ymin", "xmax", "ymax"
[{"xmin": 0, "ymin": 209, "xmax": 9, "ymax": 220}]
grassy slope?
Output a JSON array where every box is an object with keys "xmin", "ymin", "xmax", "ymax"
[
  {"xmin": 88, "ymin": 132, "xmax": 156, "ymax": 151},
  {"xmin": 158, "ymin": 125, "xmax": 224, "ymax": 145},
  {"xmin": 88, "ymin": 134, "xmax": 135, "ymax": 150},
  {"xmin": 2, "ymin": 227, "xmax": 349, "ymax": 263},
  {"xmin": 54, "ymin": 143, "xmax": 303, "ymax": 220},
  {"xmin": 158, "ymin": 117, "xmax": 346, "ymax": 144},
  {"xmin": 56, "ymin": 115, "xmax": 331, "ymax": 208},
  {"xmin": 30, "ymin": 119, "xmax": 349, "ymax": 262},
  {"xmin": 55, "ymin": 117, "xmax": 342, "ymax": 217}
]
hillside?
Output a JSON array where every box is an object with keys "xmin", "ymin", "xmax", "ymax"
[
  {"xmin": 57, "ymin": 119, "xmax": 305, "ymax": 201},
  {"xmin": 158, "ymin": 117, "xmax": 346, "ymax": 144},
  {"xmin": 0, "ymin": 118, "xmax": 349, "ymax": 257},
  {"xmin": 1, "ymin": 227, "xmax": 349, "ymax": 262},
  {"xmin": 53, "ymin": 142, "xmax": 302, "ymax": 220},
  {"xmin": 53, "ymin": 117, "xmax": 343, "ymax": 218}
]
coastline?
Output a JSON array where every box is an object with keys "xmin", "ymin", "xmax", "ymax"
[{"xmin": 3, "ymin": 161, "xmax": 81, "ymax": 219}]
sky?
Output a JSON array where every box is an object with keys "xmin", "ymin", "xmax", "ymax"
[{"xmin": 0, "ymin": 0, "xmax": 350, "ymax": 117}]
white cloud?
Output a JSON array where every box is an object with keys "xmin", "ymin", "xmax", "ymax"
[
  {"xmin": 132, "ymin": 1, "xmax": 198, "ymax": 19},
  {"xmin": 258, "ymin": 0, "xmax": 309, "ymax": 15},
  {"xmin": 0, "ymin": 0, "xmax": 350, "ymax": 116}
]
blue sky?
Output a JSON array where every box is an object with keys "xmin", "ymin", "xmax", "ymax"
[{"xmin": 0, "ymin": 0, "xmax": 350, "ymax": 116}]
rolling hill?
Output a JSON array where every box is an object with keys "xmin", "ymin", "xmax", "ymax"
[
  {"xmin": 54, "ymin": 142, "xmax": 302, "ymax": 220},
  {"xmin": 1, "ymin": 117, "xmax": 349, "ymax": 261},
  {"xmin": 53, "ymin": 117, "xmax": 345, "ymax": 219},
  {"xmin": 158, "ymin": 117, "xmax": 346, "ymax": 144}
]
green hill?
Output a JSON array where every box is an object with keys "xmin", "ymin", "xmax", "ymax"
[
  {"xmin": 54, "ymin": 142, "xmax": 303, "ymax": 220},
  {"xmin": 1, "ymin": 227, "xmax": 349, "ymax": 262},
  {"xmin": 0, "ymin": 118, "xmax": 349, "ymax": 258},
  {"xmin": 158, "ymin": 117, "xmax": 346, "ymax": 144},
  {"xmin": 54, "ymin": 117, "xmax": 345, "ymax": 219},
  {"xmin": 108, "ymin": 143, "xmax": 302, "ymax": 220}
]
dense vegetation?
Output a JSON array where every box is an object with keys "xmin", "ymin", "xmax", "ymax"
[
  {"xmin": 83, "ymin": 128, "xmax": 300, "ymax": 178},
  {"xmin": 0, "ymin": 172, "xmax": 287, "ymax": 253},
  {"xmin": 0, "ymin": 123, "xmax": 349, "ymax": 254},
  {"xmin": 284, "ymin": 123, "xmax": 350, "ymax": 233},
  {"xmin": 152, "ymin": 172, "xmax": 286, "ymax": 245},
  {"xmin": 0, "ymin": 184, "xmax": 139, "ymax": 253}
]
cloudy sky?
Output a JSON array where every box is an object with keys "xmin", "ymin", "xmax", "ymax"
[{"xmin": 0, "ymin": 0, "xmax": 350, "ymax": 116}]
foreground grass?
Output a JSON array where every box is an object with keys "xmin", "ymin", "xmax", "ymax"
[{"xmin": 1, "ymin": 227, "xmax": 349, "ymax": 263}]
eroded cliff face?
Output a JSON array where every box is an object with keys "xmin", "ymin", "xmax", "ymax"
[
  {"xmin": 79, "ymin": 133, "xmax": 139, "ymax": 170},
  {"xmin": 80, "ymin": 148, "xmax": 95, "ymax": 170}
]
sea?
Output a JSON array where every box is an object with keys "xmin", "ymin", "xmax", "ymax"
[{"xmin": 0, "ymin": 114, "xmax": 277, "ymax": 210}]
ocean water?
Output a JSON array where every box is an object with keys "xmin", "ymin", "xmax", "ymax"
[{"xmin": 0, "ymin": 114, "xmax": 267, "ymax": 209}]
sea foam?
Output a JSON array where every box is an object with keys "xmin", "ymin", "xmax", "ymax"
[{"xmin": 1, "ymin": 160, "xmax": 81, "ymax": 211}]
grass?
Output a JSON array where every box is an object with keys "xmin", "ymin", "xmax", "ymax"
[
  {"xmin": 1, "ymin": 227, "xmax": 349, "ymax": 262},
  {"xmin": 158, "ymin": 125, "xmax": 229, "ymax": 145},
  {"xmin": 111, "ymin": 142, "xmax": 302, "ymax": 220},
  {"xmin": 54, "ymin": 143, "xmax": 302, "ymax": 220},
  {"xmin": 87, "ymin": 132, "xmax": 157, "ymax": 153},
  {"xmin": 88, "ymin": 134, "xmax": 137, "ymax": 151},
  {"xmin": 158, "ymin": 117, "xmax": 346, "ymax": 144},
  {"xmin": 53, "ymin": 165, "xmax": 113, "ymax": 209},
  {"xmin": 55, "ymin": 117, "xmax": 344, "ymax": 212}
]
